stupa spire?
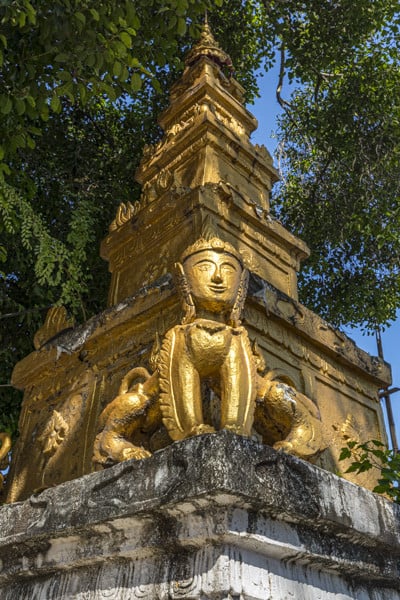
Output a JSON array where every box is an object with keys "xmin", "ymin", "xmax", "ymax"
[{"xmin": 185, "ymin": 16, "xmax": 233, "ymax": 74}]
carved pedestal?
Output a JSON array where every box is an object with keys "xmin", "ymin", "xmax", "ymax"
[{"xmin": 1, "ymin": 433, "xmax": 399, "ymax": 599}]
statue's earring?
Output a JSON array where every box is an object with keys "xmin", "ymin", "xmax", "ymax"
[
  {"xmin": 230, "ymin": 268, "xmax": 249, "ymax": 327},
  {"xmin": 175, "ymin": 262, "xmax": 196, "ymax": 324}
]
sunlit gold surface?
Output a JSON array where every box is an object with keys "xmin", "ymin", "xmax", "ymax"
[
  {"xmin": 93, "ymin": 367, "xmax": 159, "ymax": 467},
  {"xmin": 184, "ymin": 18, "xmax": 233, "ymax": 73},
  {"xmin": 255, "ymin": 379, "xmax": 325, "ymax": 461},
  {"xmin": 109, "ymin": 201, "xmax": 137, "ymax": 232},
  {"xmin": 183, "ymin": 249, "xmax": 242, "ymax": 317},
  {"xmin": 159, "ymin": 240, "xmax": 257, "ymax": 440},
  {"xmin": 94, "ymin": 238, "xmax": 325, "ymax": 463},
  {"xmin": 5, "ymin": 25, "xmax": 391, "ymax": 502}
]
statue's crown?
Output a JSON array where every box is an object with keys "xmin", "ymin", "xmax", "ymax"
[{"xmin": 180, "ymin": 237, "xmax": 243, "ymax": 266}]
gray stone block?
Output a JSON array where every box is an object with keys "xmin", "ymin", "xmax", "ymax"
[{"xmin": 1, "ymin": 432, "xmax": 399, "ymax": 599}]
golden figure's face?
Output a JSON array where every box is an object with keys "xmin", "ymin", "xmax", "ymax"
[{"xmin": 183, "ymin": 250, "xmax": 242, "ymax": 313}]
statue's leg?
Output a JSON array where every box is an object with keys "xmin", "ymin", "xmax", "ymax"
[
  {"xmin": 93, "ymin": 392, "xmax": 153, "ymax": 468},
  {"xmin": 159, "ymin": 327, "xmax": 215, "ymax": 440},
  {"xmin": 174, "ymin": 350, "xmax": 212, "ymax": 436},
  {"xmin": 94, "ymin": 430, "xmax": 151, "ymax": 466},
  {"xmin": 220, "ymin": 331, "xmax": 256, "ymax": 436}
]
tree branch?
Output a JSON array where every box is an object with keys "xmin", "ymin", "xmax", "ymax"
[{"xmin": 276, "ymin": 44, "xmax": 291, "ymax": 109}]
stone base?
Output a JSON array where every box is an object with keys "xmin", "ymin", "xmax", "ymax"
[{"xmin": 1, "ymin": 432, "xmax": 399, "ymax": 599}]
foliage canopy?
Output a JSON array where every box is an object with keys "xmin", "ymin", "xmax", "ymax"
[{"xmin": 275, "ymin": 7, "xmax": 400, "ymax": 329}]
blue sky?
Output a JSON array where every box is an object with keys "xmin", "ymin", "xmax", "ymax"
[{"xmin": 248, "ymin": 69, "xmax": 400, "ymax": 449}]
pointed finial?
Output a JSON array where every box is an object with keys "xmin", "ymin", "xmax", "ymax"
[{"xmin": 185, "ymin": 16, "xmax": 233, "ymax": 74}]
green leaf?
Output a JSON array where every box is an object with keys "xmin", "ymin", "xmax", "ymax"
[
  {"xmin": 129, "ymin": 57, "xmax": 141, "ymax": 68},
  {"xmin": 119, "ymin": 32, "xmax": 131, "ymax": 49},
  {"xmin": 14, "ymin": 98, "xmax": 25, "ymax": 115},
  {"xmin": 345, "ymin": 463, "xmax": 362, "ymax": 473},
  {"xmin": 177, "ymin": 17, "xmax": 186, "ymax": 36},
  {"xmin": 168, "ymin": 15, "xmax": 177, "ymax": 30},
  {"xmin": 0, "ymin": 244, "xmax": 7, "ymax": 262},
  {"xmin": 130, "ymin": 72, "xmax": 142, "ymax": 91},
  {"xmin": 371, "ymin": 440, "xmax": 385, "ymax": 447},
  {"xmin": 113, "ymin": 61, "xmax": 122, "ymax": 77},
  {"xmin": 40, "ymin": 105, "xmax": 50, "ymax": 121},
  {"xmin": 26, "ymin": 135, "xmax": 35, "ymax": 149},
  {"xmin": 373, "ymin": 484, "xmax": 390, "ymax": 494},
  {"xmin": 90, "ymin": 8, "xmax": 100, "ymax": 21},
  {"xmin": 126, "ymin": 3, "xmax": 140, "ymax": 28},
  {"xmin": 57, "ymin": 70, "xmax": 72, "ymax": 82},
  {"xmin": 1, "ymin": 96, "xmax": 12, "ymax": 115},
  {"xmin": 50, "ymin": 95, "xmax": 61, "ymax": 112},
  {"xmin": 100, "ymin": 83, "xmax": 116, "ymax": 102},
  {"xmin": 151, "ymin": 78, "xmax": 162, "ymax": 94},
  {"xmin": 111, "ymin": 40, "xmax": 127, "ymax": 57},
  {"xmin": 0, "ymin": 163, "xmax": 11, "ymax": 175},
  {"xmin": 75, "ymin": 12, "xmax": 86, "ymax": 25},
  {"xmin": 55, "ymin": 82, "xmax": 74, "ymax": 103},
  {"xmin": 86, "ymin": 54, "xmax": 96, "ymax": 68},
  {"xmin": 12, "ymin": 133, "xmax": 26, "ymax": 148},
  {"xmin": 78, "ymin": 83, "xmax": 87, "ymax": 103},
  {"xmin": 55, "ymin": 53, "xmax": 70, "ymax": 62},
  {"xmin": 339, "ymin": 447, "xmax": 351, "ymax": 460},
  {"xmin": 18, "ymin": 11, "xmax": 26, "ymax": 27}
]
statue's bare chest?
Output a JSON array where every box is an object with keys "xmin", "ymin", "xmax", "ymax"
[{"xmin": 185, "ymin": 319, "xmax": 240, "ymax": 375}]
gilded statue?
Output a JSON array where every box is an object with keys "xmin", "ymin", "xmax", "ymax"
[
  {"xmin": 159, "ymin": 237, "xmax": 255, "ymax": 439},
  {"xmin": 93, "ymin": 367, "xmax": 160, "ymax": 467},
  {"xmin": 93, "ymin": 237, "xmax": 325, "ymax": 468}
]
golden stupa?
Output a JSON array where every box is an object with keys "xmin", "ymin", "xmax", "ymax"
[{"xmin": 4, "ymin": 24, "xmax": 390, "ymax": 503}]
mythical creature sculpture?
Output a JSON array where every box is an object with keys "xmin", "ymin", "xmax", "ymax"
[
  {"xmin": 93, "ymin": 368, "xmax": 159, "ymax": 467},
  {"xmin": 93, "ymin": 237, "xmax": 325, "ymax": 468}
]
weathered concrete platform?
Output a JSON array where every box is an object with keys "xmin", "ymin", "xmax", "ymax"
[{"xmin": 1, "ymin": 432, "xmax": 399, "ymax": 599}]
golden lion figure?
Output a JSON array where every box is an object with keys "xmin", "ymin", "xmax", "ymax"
[
  {"xmin": 93, "ymin": 237, "xmax": 325, "ymax": 468},
  {"xmin": 93, "ymin": 368, "xmax": 160, "ymax": 468}
]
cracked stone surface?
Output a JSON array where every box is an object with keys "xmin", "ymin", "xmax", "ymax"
[{"xmin": 1, "ymin": 432, "xmax": 399, "ymax": 599}]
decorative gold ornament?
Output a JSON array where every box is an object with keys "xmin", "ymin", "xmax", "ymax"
[
  {"xmin": 109, "ymin": 202, "xmax": 137, "ymax": 232},
  {"xmin": 93, "ymin": 238, "xmax": 326, "ymax": 467},
  {"xmin": 340, "ymin": 413, "xmax": 362, "ymax": 442},
  {"xmin": 38, "ymin": 410, "xmax": 69, "ymax": 456}
]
